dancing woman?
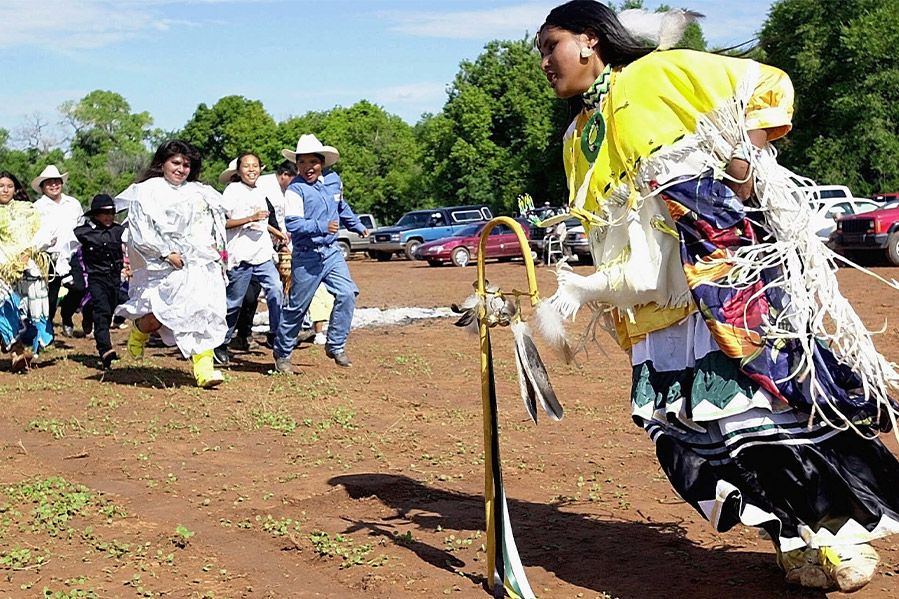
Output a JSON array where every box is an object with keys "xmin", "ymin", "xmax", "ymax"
[{"xmin": 536, "ymin": 1, "xmax": 899, "ymax": 592}]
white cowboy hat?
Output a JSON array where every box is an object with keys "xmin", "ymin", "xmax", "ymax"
[
  {"xmin": 31, "ymin": 165, "xmax": 69, "ymax": 193},
  {"xmin": 281, "ymin": 134, "xmax": 339, "ymax": 168},
  {"xmin": 218, "ymin": 157, "xmax": 266, "ymax": 183}
]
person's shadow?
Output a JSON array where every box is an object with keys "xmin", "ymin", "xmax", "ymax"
[{"xmin": 327, "ymin": 473, "xmax": 825, "ymax": 599}]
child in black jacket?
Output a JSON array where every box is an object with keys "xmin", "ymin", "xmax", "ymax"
[{"xmin": 73, "ymin": 194, "xmax": 126, "ymax": 369}]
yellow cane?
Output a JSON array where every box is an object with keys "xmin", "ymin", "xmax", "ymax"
[{"xmin": 475, "ymin": 217, "xmax": 540, "ymax": 598}]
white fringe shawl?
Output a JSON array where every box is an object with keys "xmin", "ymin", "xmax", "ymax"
[
  {"xmin": 704, "ymin": 94, "xmax": 899, "ymax": 439},
  {"xmin": 541, "ymin": 62, "xmax": 899, "ymax": 438}
]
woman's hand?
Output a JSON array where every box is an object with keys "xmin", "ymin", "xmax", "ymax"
[
  {"xmin": 165, "ymin": 252, "xmax": 184, "ymax": 269},
  {"xmin": 724, "ymin": 129, "xmax": 769, "ymax": 201},
  {"xmin": 327, "ymin": 220, "xmax": 340, "ymax": 234},
  {"xmin": 253, "ymin": 210, "xmax": 269, "ymax": 222}
]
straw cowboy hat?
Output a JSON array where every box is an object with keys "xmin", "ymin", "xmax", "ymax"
[
  {"xmin": 281, "ymin": 134, "xmax": 339, "ymax": 168},
  {"xmin": 218, "ymin": 157, "xmax": 266, "ymax": 183},
  {"xmin": 31, "ymin": 165, "xmax": 69, "ymax": 193}
]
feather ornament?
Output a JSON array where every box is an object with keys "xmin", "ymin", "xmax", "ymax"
[
  {"xmin": 511, "ymin": 320, "xmax": 564, "ymax": 423},
  {"xmin": 532, "ymin": 298, "xmax": 575, "ymax": 363},
  {"xmin": 618, "ymin": 8, "xmax": 704, "ymax": 50}
]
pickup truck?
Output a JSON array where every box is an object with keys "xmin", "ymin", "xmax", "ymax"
[
  {"xmin": 830, "ymin": 200, "xmax": 899, "ymax": 265},
  {"xmin": 367, "ymin": 205, "xmax": 493, "ymax": 260},
  {"xmin": 798, "ymin": 184, "xmax": 854, "ymax": 202},
  {"xmin": 336, "ymin": 213, "xmax": 377, "ymax": 259}
]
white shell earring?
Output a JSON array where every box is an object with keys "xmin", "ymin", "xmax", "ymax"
[{"xmin": 580, "ymin": 46, "xmax": 593, "ymax": 59}]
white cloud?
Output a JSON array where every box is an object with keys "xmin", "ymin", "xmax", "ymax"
[
  {"xmin": 0, "ymin": 0, "xmax": 248, "ymax": 50},
  {"xmin": 383, "ymin": 1, "xmax": 555, "ymax": 40},
  {"xmin": 0, "ymin": 1, "xmax": 167, "ymax": 49},
  {"xmin": 369, "ymin": 82, "xmax": 447, "ymax": 105}
]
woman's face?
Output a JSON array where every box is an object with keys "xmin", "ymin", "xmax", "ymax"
[
  {"xmin": 41, "ymin": 178, "xmax": 63, "ymax": 200},
  {"xmin": 538, "ymin": 26, "xmax": 602, "ymax": 99},
  {"xmin": 296, "ymin": 154, "xmax": 323, "ymax": 183},
  {"xmin": 238, "ymin": 155, "xmax": 261, "ymax": 187},
  {"xmin": 162, "ymin": 154, "xmax": 191, "ymax": 186},
  {"xmin": 0, "ymin": 177, "xmax": 16, "ymax": 205}
]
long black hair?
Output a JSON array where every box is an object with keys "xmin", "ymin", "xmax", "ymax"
[
  {"xmin": 230, "ymin": 152, "xmax": 262, "ymax": 183},
  {"xmin": 540, "ymin": 1, "xmax": 654, "ymax": 114},
  {"xmin": 540, "ymin": 0, "xmax": 653, "ymax": 66},
  {"xmin": 139, "ymin": 139, "xmax": 202, "ymax": 183},
  {"xmin": 0, "ymin": 171, "xmax": 31, "ymax": 202}
]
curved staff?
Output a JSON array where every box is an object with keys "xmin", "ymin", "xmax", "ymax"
[{"xmin": 471, "ymin": 216, "xmax": 541, "ymax": 599}]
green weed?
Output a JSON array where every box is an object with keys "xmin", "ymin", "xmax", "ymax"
[
  {"xmin": 252, "ymin": 407, "xmax": 297, "ymax": 434},
  {"xmin": 309, "ymin": 530, "xmax": 385, "ymax": 569},
  {"xmin": 3, "ymin": 476, "xmax": 120, "ymax": 537},
  {"xmin": 258, "ymin": 515, "xmax": 301, "ymax": 538}
]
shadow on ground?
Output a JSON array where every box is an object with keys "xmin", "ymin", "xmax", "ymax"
[{"xmin": 328, "ymin": 473, "xmax": 825, "ymax": 599}]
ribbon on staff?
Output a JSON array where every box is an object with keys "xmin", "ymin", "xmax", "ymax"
[{"xmin": 475, "ymin": 217, "xmax": 541, "ymax": 599}]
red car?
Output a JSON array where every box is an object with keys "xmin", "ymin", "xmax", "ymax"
[{"xmin": 414, "ymin": 221, "xmax": 531, "ymax": 267}]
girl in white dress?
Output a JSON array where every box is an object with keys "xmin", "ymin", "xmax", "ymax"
[{"xmin": 114, "ymin": 140, "xmax": 228, "ymax": 388}]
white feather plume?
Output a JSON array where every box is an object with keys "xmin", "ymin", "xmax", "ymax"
[
  {"xmin": 532, "ymin": 299, "xmax": 574, "ymax": 363},
  {"xmin": 618, "ymin": 8, "xmax": 704, "ymax": 50}
]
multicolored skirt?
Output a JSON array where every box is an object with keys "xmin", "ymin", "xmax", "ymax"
[
  {"xmin": 0, "ymin": 270, "xmax": 52, "ymax": 355},
  {"xmin": 631, "ymin": 296, "xmax": 899, "ymax": 553}
]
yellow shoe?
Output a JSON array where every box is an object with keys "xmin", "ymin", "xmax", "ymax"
[
  {"xmin": 819, "ymin": 544, "xmax": 879, "ymax": 593},
  {"xmin": 192, "ymin": 350, "xmax": 224, "ymax": 389},
  {"xmin": 127, "ymin": 326, "xmax": 150, "ymax": 359}
]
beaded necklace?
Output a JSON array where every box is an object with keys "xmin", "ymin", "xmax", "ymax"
[{"xmin": 580, "ymin": 64, "xmax": 612, "ymax": 163}]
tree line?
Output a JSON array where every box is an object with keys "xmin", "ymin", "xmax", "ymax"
[{"xmin": 2, "ymin": 0, "xmax": 897, "ymax": 225}]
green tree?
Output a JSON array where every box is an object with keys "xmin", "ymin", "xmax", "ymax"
[
  {"xmin": 57, "ymin": 90, "xmax": 153, "ymax": 202},
  {"xmin": 420, "ymin": 38, "xmax": 568, "ymax": 216},
  {"xmin": 280, "ymin": 101, "xmax": 423, "ymax": 224},
  {"xmin": 0, "ymin": 129, "xmax": 54, "ymax": 200},
  {"xmin": 760, "ymin": 0, "xmax": 899, "ymax": 194},
  {"xmin": 180, "ymin": 96, "xmax": 280, "ymax": 187}
]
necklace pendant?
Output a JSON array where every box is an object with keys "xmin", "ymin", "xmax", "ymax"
[{"xmin": 580, "ymin": 111, "xmax": 605, "ymax": 163}]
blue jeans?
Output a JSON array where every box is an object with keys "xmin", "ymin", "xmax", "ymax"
[
  {"xmin": 224, "ymin": 260, "xmax": 283, "ymax": 344},
  {"xmin": 274, "ymin": 245, "xmax": 358, "ymax": 358}
]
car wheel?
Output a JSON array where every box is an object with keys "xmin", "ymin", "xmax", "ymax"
[
  {"xmin": 451, "ymin": 247, "xmax": 470, "ymax": 267},
  {"xmin": 373, "ymin": 251, "xmax": 392, "ymax": 262},
  {"xmin": 887, "ymin": 232, "xmax": 899, "ymax": 266},
  {"xmin": 404, "ymin": 239, "xmax": 422, "ymax": 260},
  {"xmin": 427, "ymin": 260, "xmax": 443, "ymax": 267},
  {"xmin": 336, "ymin": 240, "xmax": 351, "ymax": 260}
]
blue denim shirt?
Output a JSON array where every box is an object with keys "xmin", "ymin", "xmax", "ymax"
[{"xmin": 283, "ymin": 174, "xmax": 364, "ymax": 252}]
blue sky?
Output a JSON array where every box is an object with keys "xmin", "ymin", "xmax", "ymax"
[{"xmin": 2, "ymin": 0, "xmax": 776, "ymax": 145}]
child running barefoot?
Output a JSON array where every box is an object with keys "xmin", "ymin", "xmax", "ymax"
[{"xmin": 114, "ymin": 140, "xmax": 228, "ymax": 388}]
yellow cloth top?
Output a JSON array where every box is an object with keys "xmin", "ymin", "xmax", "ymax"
[
  {"xmin": 562, "ymin": 49, "xmax": 794, "ymax": 350},
  {"xmin": 563, "ymin": 49, "xmax": 794, "ymax": 216}
]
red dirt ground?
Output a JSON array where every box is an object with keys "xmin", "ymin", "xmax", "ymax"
[{"xmin": 0, "ymin": 258, "xmax": 897, "ymax": 598}]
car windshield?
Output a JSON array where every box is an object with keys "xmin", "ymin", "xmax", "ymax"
[
  {"xmin": 394, "ymin": 212, "xmax": 434, "ymax": 227},
  {"xmin": 453, "ymin": 224, "xmax": 484, "ymax": 237}
]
